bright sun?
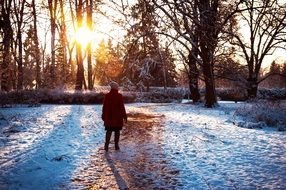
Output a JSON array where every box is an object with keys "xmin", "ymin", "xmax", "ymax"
[{"xmin": 74, "ymin": 26, "xmax": 93, "ymax": 48}]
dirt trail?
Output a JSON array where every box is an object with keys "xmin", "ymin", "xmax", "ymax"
[{"xmin": 72, "ymin": 109, "xmax": 181, "ymax": 190}]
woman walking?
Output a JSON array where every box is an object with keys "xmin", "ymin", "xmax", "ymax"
[{"xmin": 102, "ymin": 82, "xmax": 127, "ymax": 151}]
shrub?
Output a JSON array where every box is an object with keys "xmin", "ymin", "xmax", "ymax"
[
  {"xmin": 136, "ymin": 88, "xmax": 186, "ymax": 103},
  {"xmin": 258, "ymin": 88, "xmax": 286, "ymax": 100},
  {"xmin": 0, "ymin": 90, "xmax": 105, "ymax": 105},
  {"xmin": 235, "ymin": 100, "xmax": 286, "ymax": 129},
  {"xmin": 216, "ymin": 88, "xmax": 248, "ymax": 101},
  {"xmin": 0, "ymin": 90, "xmax": 41, "ymax": 106}
]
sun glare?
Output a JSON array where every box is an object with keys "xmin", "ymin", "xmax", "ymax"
[{"xmin": 75, "ymin": 26, "xmax": 93, "ymax": 48}]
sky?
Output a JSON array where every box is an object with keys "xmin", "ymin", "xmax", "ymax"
[{"xmin": 36, "ymin": 0, "xmax": 286, "ymax": 69}]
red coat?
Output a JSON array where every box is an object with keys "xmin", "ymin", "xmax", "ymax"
[{"xmin": 102, "ymin": 89, "xmax": 127, "ymax": 128}]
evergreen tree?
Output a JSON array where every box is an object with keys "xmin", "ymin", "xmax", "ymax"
[
  {"xmin": 106, "ymin": 39, "xmax": 124, "ymax": 83},
  {"xmin": 153, "ymin": 46, "xmax": 177, "ymax": 87},
  {"xmin": 266, "ymin": 61, "xmax": 283, "ymax": 88},
  {"xmin": 123, "ymin": 0, "xmax": 169, "ymax": 91},
  {"xmin": 23, "ymin": 25, "xmax": 41, "ymax": 89},
  {"xmin": 94, "ymin": 39, "xmax": 124, "ymax": 85},
  {"xmin": 269, "ymin": 61, "xmax": 281, "ymax": 74},
  {"xmin": 55, "ymin": 42, "xmax": 66, "ymax": 88}
]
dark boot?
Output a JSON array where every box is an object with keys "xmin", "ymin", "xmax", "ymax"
[
  {"xmin": 105, "ymin": 131, "xmax": 112, "ymax": 151},
  {"xmin": 114, "ymin": 131, "xmax": 120, "ymax": 150}
]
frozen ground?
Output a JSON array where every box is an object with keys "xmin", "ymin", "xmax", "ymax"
[{"xmin": 0, "ymin": 102, "xmax": 285, "ymax": 189}]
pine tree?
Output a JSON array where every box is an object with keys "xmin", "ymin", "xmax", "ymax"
[
  {"xmin": 123, "ymin": 0, "xmax": 163, "ymax": 91},
  {"xmin": 23, "ymin": 25, "xmax": 38, "ymax": 89},
  {"xmin": 94, "ymin": 39, "xmax": 124, "ymax": 85},
  {"xmin": 106, "ymin": 39, "xmax": 124, "ymax": 83},
  {"xmin": 94, "ymin": 40, "xmax": 109, "ymax": 85},
  {"xmin": 268, "ymin": 61, "xmax": 283, "ymax": 88},
  {"xmin": 269, "ymin": 61, "xmax": 281, "ymax": 74}
]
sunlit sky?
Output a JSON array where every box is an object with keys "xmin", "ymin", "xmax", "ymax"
[{"xmin": 37, "ymin": 0, "xmax": 286, "ymax": 69}]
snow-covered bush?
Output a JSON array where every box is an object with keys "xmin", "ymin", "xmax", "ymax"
[
  {"xmin": 258, "ymin": 88, "xmax": 286, "ymax": 100},
  {"xmin": 0, "ymin": 90, "xmax": 40, "ymax": 106},
  {"xmin": 235, "ymin": 121, "xmax": 267, "ymax": 129},
  {"xmin": 121, "ymin": 92, "xmax": 137, "ymax": 103},
  {"xmin": 214, "ymin": 88, "xmax": 286, "ymax": 101},
  {"xmin": 38, "ymin": 90, "xmax": 106, "ymax": 104},
  {"xmin": 0, "ymin": 89, "xmax": 137, "ymax": 105},
  {"xmin": 121, "ymin": 77, "xmax": 136, "ymax": 91},
  {"xmin": 135, "ymin": 87, "xmax": 186, "ymax": 103},
  {"xmin": 216, "ymin": 88, "xmax": 248, "ymax": 101},
  {"xmin": 235, "ymin": 100, "xmax": 286, "ymax": 130}
]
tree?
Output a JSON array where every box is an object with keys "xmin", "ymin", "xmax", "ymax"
[
  {"xmin": 196, "ymin": 0, "xmax": 220, "ymax": 107},
  {"xmin": 67, "ymin": 0, "xmax": 76, "ymax": 87},
  {"xmin": 269, "ymin": 61, "xmax": 281, "ymax": 74},
  {"xmin": 156, "ymin": 46, "xmax": 177, "ymax": 87},
  {"xmin": 94, "ymin": 39, "xmax": 124, "ymax": 85},
  {"xmin": 124, "ymin": 0, "xmax": 173, "ymax": 91},
  {"xmin": 75, "ymin": 0, "xmax": 84, "ymax": 90},
  {"xmin": 107, "ymin": 40, "xmax": 124, "ymax": 83},
  {"xmin": 227, "ymin": 0, "xmax": 286, "ymax": 98},
  {"xmin": 86, "ymin": 0, "xmax": 93, "ymax": 90},
  {"xmin": 183, "ymin": 1, "xmax": 201, "ymax": 103},
  {"xmin": 0, "ymin": 0, "xmax": 13, "ymax": 91},
  {"xmin": 12, "ymin": 0, "xmax": 26, "ymax": 90},
  {"xmin": 94, "ymin": 40, "xmax": 109, "ymax": 85},
  {"xmin": 214, "ymin": 56, "xmax": 248, "ymax": 88},
  {"xmin": 23, "ymin": 25, "xmax": 37, "ymax": 89},
  {"xmin": 56, "ymin": 0, "xmax": 68, "ymax": 88},
  {"xmin": 260, "ymin": 61, "xmax": 286, "ymax": 88},
  {"xmin": 31, "ymin": 0, "xmax": 42, "ymax": 89},
  {"xmin": 48, "ymin": 0, "xmax": 58, "ymax": 88},
  {"xmin": 152, "ymin": 0, "xmax": 245, "ymax": 107},
  {"xmin": 282, "ymin": 63, "xmax": 286, "ymax": 87}
]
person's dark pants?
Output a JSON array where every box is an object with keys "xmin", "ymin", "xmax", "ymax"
[{"xmin": 105, "ymin": 130, "xmax": 120, "ymax": 151}]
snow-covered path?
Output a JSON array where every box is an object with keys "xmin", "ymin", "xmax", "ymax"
[
  {"xmin": 154, "ymin": 103, "xmax": 286, "ymax": 189},
  {"xmin": 0, "ymin": 105, "xmax": 105, "ymax": 189},
  {"xmin": 0, "ymin": 103, "xmax": 285, "ymax": 189}
]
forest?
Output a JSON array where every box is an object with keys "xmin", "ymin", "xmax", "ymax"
[
  {"xmin": 1, "ymin": 0, "xmax": 286, "ymax": 107},
  {"xmin": 1, "ymin": 1, "xmax": 286, "ymax": 189}
]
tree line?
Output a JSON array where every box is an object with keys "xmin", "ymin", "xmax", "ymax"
[{"xmin": 1, "ymin": 0, "xmax": 286, "ymax": 107}]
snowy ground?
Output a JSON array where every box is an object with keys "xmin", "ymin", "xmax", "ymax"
[{"xmin": 0, "ymin": 102, "xmax": 285, "ymax": 189}]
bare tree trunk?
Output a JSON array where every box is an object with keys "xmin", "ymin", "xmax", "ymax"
[
  {"xmin": 68, "ymin": 0, "xmax": 76, "ymax": 85},
  {"xmin": 87, "ymin": 0, "xmax": 93, "ymax": 90},
  {"xmin": 11, "ymin": 57, "xmax": 17, "ymax": 89},
  {"xmin": 14, "ymin": 0, "xmax": 26, "ymax": 90},
  {"xmin": 0, "ymin": 0, "xmax": 13, "ymax": 91},
  {"xmin": 247, "ymin": 72, "xmax": 258, "ymax": 98},
  {"xmin": 158, "ymin": 49, "xmax": 167, "ymax": 90},
  {"xmin": 48, "ymin": 0, "xmax": 58, "ymax": 88},
  {"xmin": 16, "ymin": 31, "xmax": 23, "ymax": 90},
  {"xmin": 59, "ymin": 0, "xmax": 68, "ymax": 88},
  {"xmin": 188, "ymin": 52, "xmax": 200, "ymax": 103},
  {"xmin": 75, "ymin": 0, "xmax": 84, "ymax": 90},
  {"xmin": 198, "ymin": 0, "xmax": 218, "ymax": 107},
  {"xmin": 187, "ymin": 0, "xmax": 201, "ymax": 103},
  {"xmin": 32, "ymin": 0, "xmax": 41, "ymax": 89},
  {"xmin": 68, "ymin": 45, "xmax": 75, "ymax": 83},
  {"xmin": 201, "ymin": 54, "xmax": 217, "ymax": 107}
]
